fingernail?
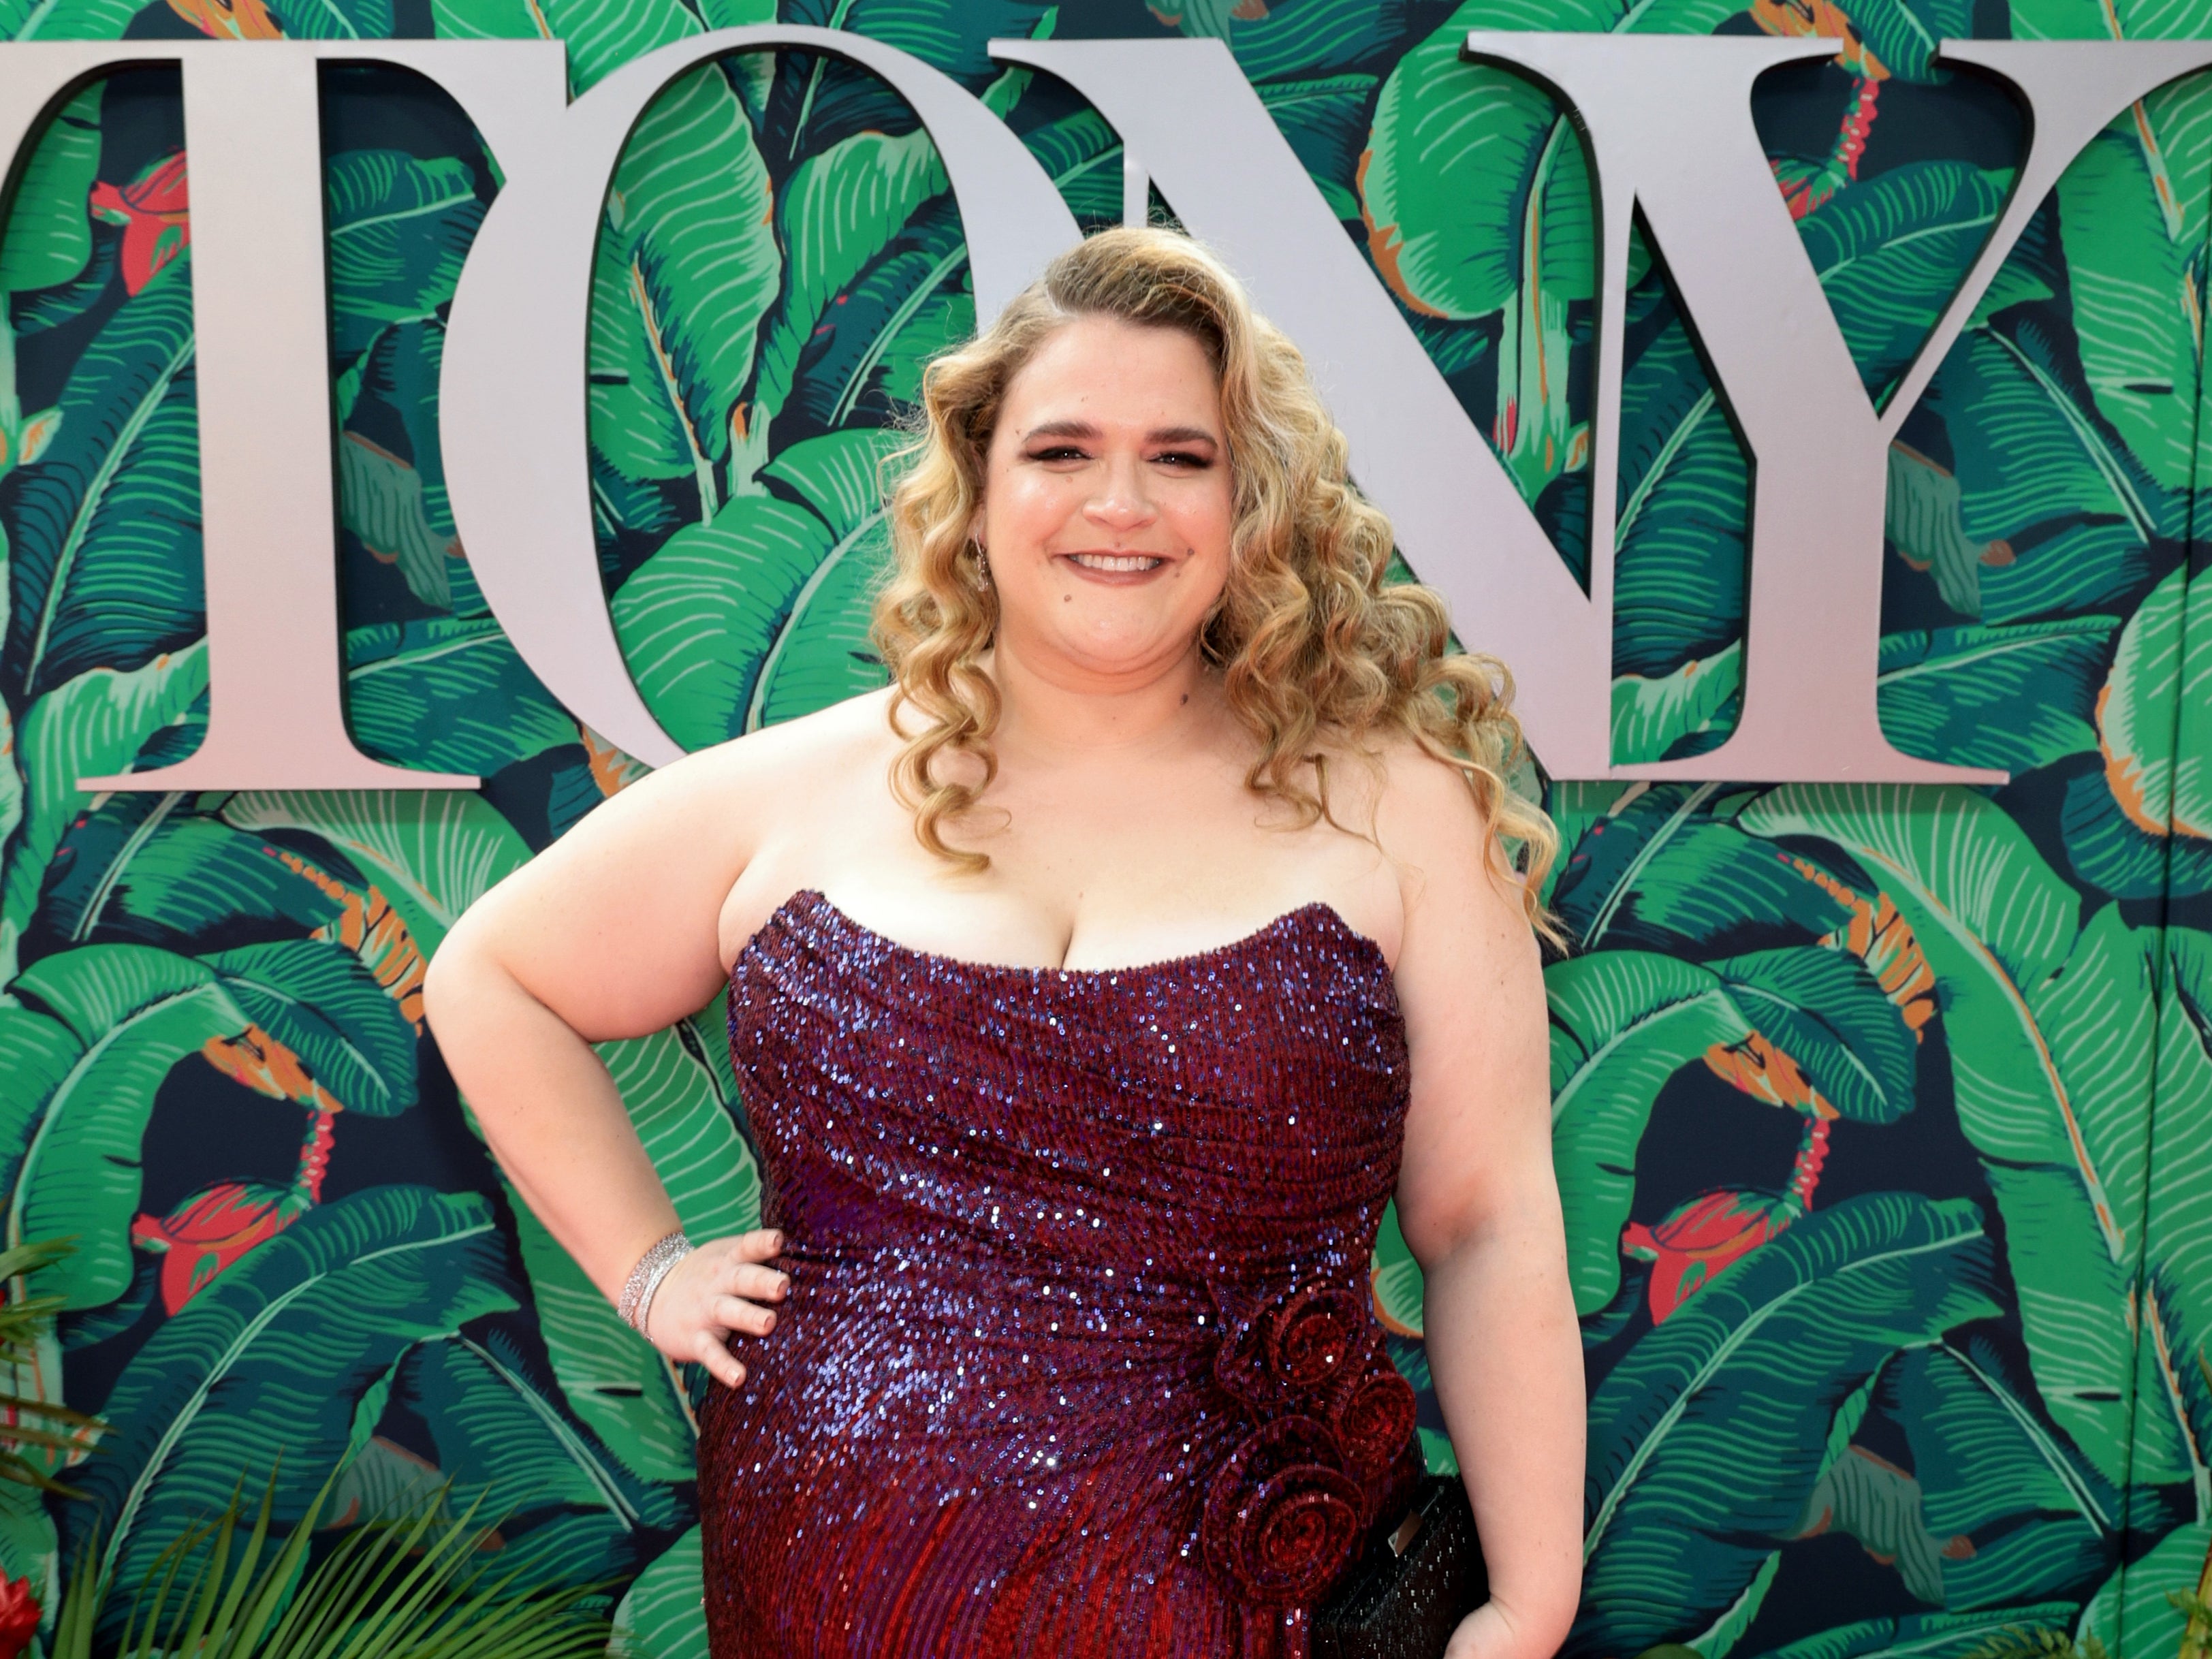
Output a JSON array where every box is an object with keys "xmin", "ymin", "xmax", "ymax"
[
  {"xmin": 761, "ymin": 1313, "xmax": 775, "ymax": 1333},
  {"xmin": 776, "ymin": 1276, "xmax": 789, "ymax": 1299},
  {"xmin": 771, "ymin": 1231, "xmax": 786, "ymax": 1250},
  {"xmin": 732, "ymin": 1364, "xmax": 746, "ymax": 1385}
]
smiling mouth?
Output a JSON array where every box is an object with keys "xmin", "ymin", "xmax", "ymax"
[{"xmin": 1066, "ymin": 552, "xmax": 1165, "ymax": 573}]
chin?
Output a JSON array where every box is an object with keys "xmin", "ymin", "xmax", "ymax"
[{"xmin": 1054, "ymin": 617, "xmax": 1197, "ymax": 672}]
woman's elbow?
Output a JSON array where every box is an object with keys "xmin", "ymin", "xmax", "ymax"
[
  {"xmin": 420, "ymin": 916, "xmax": 494, "ymax": 1039},
  {"xmin": 1397, "ymin": 1180, "xmax": 1564, "ymax": 1274}
]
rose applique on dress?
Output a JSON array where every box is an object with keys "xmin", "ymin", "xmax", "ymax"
[
  {"xmin": 1214, "ymin": 1282, "xmax": 1374, "ymax": 1409},
  {"xmin": 1201, "ymin": 1416, "xmax": 1365, "ymax": 1605},
  {"xmin": 1330, "ymin": 1358, "xmax": 1419, "ymax": 1479},
  {"xmin": 1201, "ymin": 1277, "xmax": 1422, "ymax": 1607}
]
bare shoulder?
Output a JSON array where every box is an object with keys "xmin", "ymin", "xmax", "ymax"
[
  {"xmin": 547, "ymin": 684, "xmax": 894, "ymax": 857},
  {"xmin": 1345, "ymin": 729, "xmax": 1541, "ymax": 981},
  {"xmin": 1343, "ymin": 732, "xmax": 1497, "ymax": 895},
  {"xmin": 689, "ymin": 682, "xmax": 899, "ymax": 781},
  {"xmin": 430, "ymin": 686, "xmax": 900, "ymax": 1041},
  {"xmin": 697, "ymin": 683, "xmax": 898, "ymax": 797}
]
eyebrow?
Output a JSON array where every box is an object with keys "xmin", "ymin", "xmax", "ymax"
[{"xmin": 1022, "ymin": 419, "xmax": 1221, "ymax": 446}]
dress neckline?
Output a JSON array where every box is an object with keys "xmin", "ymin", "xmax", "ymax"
[{"xmin": 748, "ymin": 886, "xmax": 1393, "ymax": 985}]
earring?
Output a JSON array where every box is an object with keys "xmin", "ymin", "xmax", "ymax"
[{"xmin": 970, "ymin": 536, "xmax": 992, "ymax": 592}]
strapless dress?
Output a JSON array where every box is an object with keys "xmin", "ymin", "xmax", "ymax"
[{"xmin": 697, "ymin": 889, "xmax": 1421, "ymax": 1658}]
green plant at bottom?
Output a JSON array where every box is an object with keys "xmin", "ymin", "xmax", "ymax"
[
  {"xmin": 0, "ymin": 1239, "xmax": 104, "ymax": 1499},
  {"xmin": 1915, "ymin": 1562, "xmax": 2212, "ymax": 1659},
  {"xmin": 52, "ymin": 1460, "xmax": 615, "ymax": 1659},
  {"xmin": 1632, "ymin": 1570, "xmax": 2212, "ymax": 1659},
  {"xmin": 2173, "ymin": 1397, "xmax": 2212, "ymax": 1659},
  {"xmin": 2174, "ymin": 1588, "xmax": 2212, "ymax": 1659},
  {"xmin": 1965, "ymin": 1629, "xmax": 2115, "ymax": 1659}
]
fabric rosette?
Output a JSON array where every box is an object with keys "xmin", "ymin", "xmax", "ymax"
[
  {"xmin": 1329, "ymin": 1358, "xmax": 1418, "ymax": 1479},
  {"xmin": 1201, "ymin": 1415, "xmax": 1365, "ymax": 1605},
  {"xmin": 1212, "ymin": 1281, "xmax": 1378, "ymax": 1410},
  {"xmin": 1201, "ymin": 1274, "xmax": 1423, "ymax": 1609}
]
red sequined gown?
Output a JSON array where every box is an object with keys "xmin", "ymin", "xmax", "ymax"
[{"xmin": 698, "ymin": 889, "xmax": 1421, "ymax": 1658}]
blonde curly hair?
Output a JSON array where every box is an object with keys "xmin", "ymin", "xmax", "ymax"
[{"xmin": 868, "ymin": 226, "xmax": 1562, "ymax": 946}]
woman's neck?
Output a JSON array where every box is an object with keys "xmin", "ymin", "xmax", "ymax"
[{"xmin": 985, "ymin": 633, "xmax": 1214, "ymax": 763}]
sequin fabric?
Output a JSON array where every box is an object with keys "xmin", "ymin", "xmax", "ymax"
[{"xmin": 699, "ymin": 889, "xmax": 1420, "ymax": 1658}]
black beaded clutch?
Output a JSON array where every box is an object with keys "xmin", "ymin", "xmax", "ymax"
[{"xmin": 1312, "ymin": 1476, "xmax": 1487, "ymax": 1659}]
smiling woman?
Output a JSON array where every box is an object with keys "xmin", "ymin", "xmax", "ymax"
[
  {"xmin": 422, "ymin": 225, "xmax": 1582, "ymax": 1659},
  {"xmin": 871, "ymin": 229, "xmax": 1562, "ymax": 922}
]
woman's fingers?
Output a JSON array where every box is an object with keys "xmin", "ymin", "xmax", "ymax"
[
  {"xmin": 727, "ymin": 1227, "xmax": 786, "ymax": 1265},
  {"xmin": 641, "ymin": 1231, "xmax": 790, "ymax": 1385},
  {"xmin": 641, "ymin": 1229, "xmax": 796, "ymax": 1380},
  {"xmin": 724, "ymin": 1261, "xmax": 789, "ymax": 1304},
  {"xmin": 714, "ymin": 1294, "xmax": 778, "ymax": 1337},
  {"xmin": 694, "ymin": 1329, "xmax": 746, "ymax": 1389}
]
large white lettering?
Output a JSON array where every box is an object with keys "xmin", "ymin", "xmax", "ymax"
[
  {"xmin": 36, "ymin": 41, "xmax": 569, "ymax": 792},
  {"xmin": 7, "ymin": 32, "xmax": 2200, "ymax": 791},
  {"xmin": 994, "ymin": 37, "xmax": 1620, "ymax": 774},
  {"xmin": 1455, "ymin": 31, "xmax": 2212, "ymax": 783},
  {"xmin": 438, "ymin": 26, "xmax": 1077, "ymax": 770}
]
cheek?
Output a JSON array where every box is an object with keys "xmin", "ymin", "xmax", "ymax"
[
  {"xmin": 990, "ymin": 471, "xmax": 1079, "ymax": 538},
  {"xmin": 1167, "ymin": 484, "xmax": 1236, "ymax": 563}
]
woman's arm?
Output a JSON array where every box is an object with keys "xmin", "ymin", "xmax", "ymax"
[
  {"xmin": 1380, "ymin": 753, "xmax": 1583, "ymax": 1658},
  {"xmin": 421, "ymin": 740, "xmax": 791, "ymax": 1387}
]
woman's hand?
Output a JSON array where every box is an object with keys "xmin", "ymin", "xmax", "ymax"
[
  {"xmin": 1445, "ymin": 1600, "xmax": 1552, "ymax": 1659},
  {"xmin": 642, "ymin": 1227, "xmax": 791, "ymax": 1386}
]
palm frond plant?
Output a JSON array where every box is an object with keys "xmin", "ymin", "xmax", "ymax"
[
  {"xmin": 2174, "ymin": 1588, "xmax": 2212, "ymax": 1659},
  {"xmin": 0, "ymin": 1239, "xmax": 104, "ymax": 1499},
  {"xmin": 1964, "ymin": 1629, "xmax": 2115, "ymax": 1659},
  {"xmin": 1959, "ymin": 1600, "xmax": 2212, "ymax": 1659},
  {"xmin": 52, "ymin": 1459, "xmax": 616, "ymax": 1659}
]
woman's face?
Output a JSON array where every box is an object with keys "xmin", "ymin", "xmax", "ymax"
[{"xmin": 975, "ymin": 314, "xmax": 1235, "ymax": 687}]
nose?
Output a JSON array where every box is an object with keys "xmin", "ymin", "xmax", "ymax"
[{"xmin": 1083, "ymin": 449, "xmax": 1156, "ymax": 533}]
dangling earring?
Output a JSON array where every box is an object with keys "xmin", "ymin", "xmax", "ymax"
[{"xmin": 970, "ymin": 535, "xmax": 992, "ymax": 592}]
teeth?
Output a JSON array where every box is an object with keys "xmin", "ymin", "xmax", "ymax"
[{"xmin": 1071, "ymin": 552, "xmax": 1162, "ymax": 572}]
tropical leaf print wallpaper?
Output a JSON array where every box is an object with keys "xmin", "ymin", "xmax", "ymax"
[{"xmin": 0, "ymin": 0, "xmax": 2206, "ymax": 1654}]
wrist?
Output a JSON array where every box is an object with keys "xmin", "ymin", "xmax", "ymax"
[
  {"xmin": 617, "ymin": 1227, "xmax": 693, "ymax": 1336},
  {"xmin": 1478, "ymin": 1587, "xmax": 1577, "ymax": 1659}
]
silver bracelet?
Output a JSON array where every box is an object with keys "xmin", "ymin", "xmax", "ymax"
[{"xmin": 617, "ymin": 1228, "xmax": 692, "ymax": 1336}]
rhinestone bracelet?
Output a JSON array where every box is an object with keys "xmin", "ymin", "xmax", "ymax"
[{"xmin": 616, "ymin": 1227, "xmax": 692, "ymax": 1337}]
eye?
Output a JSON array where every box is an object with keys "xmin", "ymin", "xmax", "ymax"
[
  {"xmin": 1154, "ymin": 450, "xmax": 1212, "ymax": 469},
  {"xmin": 1028, "ymin": 445, "xmax": 1088, "ymax": 463}
]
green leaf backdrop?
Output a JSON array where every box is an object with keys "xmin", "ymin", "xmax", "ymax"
[{"xmin": 0, "ymin": 3, "xmax": 2208, "ymax": 1656}]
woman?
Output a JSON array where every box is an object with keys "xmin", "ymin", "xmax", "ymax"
[{"xmin": 422, "ymin": 227, "xmax": 1582, "ymax": 1658}]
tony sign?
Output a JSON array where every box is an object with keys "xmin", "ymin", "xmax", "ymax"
[{"xmin": 0, "ymin": 27, "xmax": 2196, "ymax": 792}]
